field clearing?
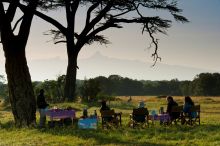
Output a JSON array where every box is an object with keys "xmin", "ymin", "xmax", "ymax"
[{"xmin": 0, "ymin": 96, "xmax": 220, "ymax": 146}]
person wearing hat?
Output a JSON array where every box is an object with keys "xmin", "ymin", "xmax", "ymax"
[
  {"xmin": 138, "ymin": 101, "xmax": 145, "ymax": 108},
  {"xmin": 133, "ymin": 101, "xmax": 149, "ymax": 122}
]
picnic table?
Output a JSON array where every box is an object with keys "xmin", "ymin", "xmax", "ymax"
[
  {"xmin": 149, "ymin": 113, "xmax": 170, "ymax": 124},
  {"xmin": 46, "ymin": 109, "xmax": 76, "ymax": 123}
]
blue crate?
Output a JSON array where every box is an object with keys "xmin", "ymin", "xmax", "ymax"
[{"xmin": 78, "ymin": 118, "xmax": 98, "ymax": 129}]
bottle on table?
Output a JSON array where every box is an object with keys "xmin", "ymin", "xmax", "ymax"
[
  {"xmin": 83, "ymin": 108, "xmax": 88, "ymax": 118},
  {"xmin": 94, "ymin": 110, "xmax": 97, "ymax": 118}
]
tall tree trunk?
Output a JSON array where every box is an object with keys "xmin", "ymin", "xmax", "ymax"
[
  {"xmin": 64, "ymin": 41, "xmax": 79, "ymax": 101},
  {"xmin": 3, "ymin": 41, "xmax": 36, "ymax": 127}
]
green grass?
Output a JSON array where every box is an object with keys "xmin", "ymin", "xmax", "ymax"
[{"xmin": 0, "ymin": 96, "xmax": 220, "ymax": 146}]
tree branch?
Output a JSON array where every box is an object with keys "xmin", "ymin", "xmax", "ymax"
[
  {"xmin": 111, "ymin": 9, "xmax": 134, "ymax": 18},
  {"xmin": 12, "ymin": 15, "xmax": 23, "ymax": 32},
  {"xmin": 0, "ymin": 2, "xmax": 5, "ymax": 32},
  {"xmin": 18, "ymin": 3, "xmax": 67, "ymax": 35},
  {"xmin": 79, "ymin": 1, "xmax": 113, "ymax": 38},
  {"xmin": 70, "ymin": 0, "xmax": 80, "ymax": 17},
  {"xmin": 18, "ymin": 0, "xmax": 38, "ymax": 40},
  {"xmin": 77, "ymin": 21, "xmax": 120, "ymax": 49},
  {"xmin": 54, "ymin": 40, "xmax": 67, "ymax": 44},
  {"xmin": 66, "ymin": 0, "xmax": 80, "ymax": 37},
  {"xmin": 64, "ymin": 0, "xmax": 71, "ymax": 25},
  {"xmin": 86, "ymin": 2, "xmax": 100, "ymax": 26},
  {"xmin": 146, "ymin": 23, "xmax": 161, "ymax": 67},
  {"xmin": 6, "ymin": 0, "xmax": 19, "ymax": 23}
]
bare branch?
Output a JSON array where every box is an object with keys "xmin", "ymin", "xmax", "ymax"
[
  {"xmin": 79, "ymin": 1, "xmax": 113, "ymax": 38},
  {"xmin": 79, "ymin": 21, "xmax": 121, "ymax": 49},
  {"xmin": 6, "ymin": 0, "xmax": 19, "ymax": 23},
  {"xmin": 86, "ymin": 2, "xmax": 100, "ymax": 26},
  {"xmin": 54, "ymin": 40, "xmax": 67, "ymax": 44},
  {"xmin": 18, "ymin": 0, "xmax": 38, "ymax": 40},
  {"xmin": 0, "ymin": 2, "xmax": 6, "ymax": 22},
  {"xmin": 65, "ymin": 0, "xmax": 80, "ymax": 27},
  {"xmin": 146, "ymin": 23, "xmax": 161, "ymax": 67},
  {"xmin": 12, "ymin": 16, "xmax": 23, "ymax": 32},
  {"xmin": 18, "ymin": 3, "xmax": 67, "ymax": 35}
]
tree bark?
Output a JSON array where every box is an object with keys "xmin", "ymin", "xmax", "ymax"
[
  {"xmin": 64, "ymin": 40, "xmax": 79, "ymax": 101},
  {"xmin": 3, "ymin": 41, "xmax": 36, "ymax": 127}
]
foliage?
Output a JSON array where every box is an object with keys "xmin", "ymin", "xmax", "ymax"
[
  {"xmin": 3, "ymin": 72, "xmax": 220, "ymax": 105},
  {"xmin": 192, "ymin": 73, "xmax": 220, "ymax": 96},
  {"xmin": 79, "ymin": 78, "xmax": 101, "ymax": 102},
  {"xmin": 90, "ymin": 73, "xmax": 220, "ymax": 96}
]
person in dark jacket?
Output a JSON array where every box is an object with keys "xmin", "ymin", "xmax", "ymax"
[
  {"xmin": 37, "ymin": 89, "xmax": 49, "ymax": 128},
  {"xmin": 100, "ymin": 100, "xmax": 110, "ymax": 112},
  {"xmin": 166, "ymin": 96, "xmax": 179, "ymax": 120},
  {"xmin": 100, "ymin": 100, "xmax": 112, "ymax": 122},
  {"xmin": 133, "ymin": 101, "xmax": 149, "ymax": 122}
]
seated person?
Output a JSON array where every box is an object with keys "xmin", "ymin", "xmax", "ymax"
[
  {"xmin": 133, "ymin": 101, "xmax": 148, "ymax": 122},
  {"xmin": 100, "ymin": 100, "xmax": 112, "ymax": 121},
  {"xmin": 183, "ymin": 96, "xmax": 197, "ymax": 118},
  {"xmin": 100, "ymin": 100, "xmax": 110, "ymax": 111},
  {"xmin": 166, "ymin": 96, "xmax": 180, "ymax": 120}
]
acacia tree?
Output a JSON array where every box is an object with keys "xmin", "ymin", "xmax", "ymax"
[
  {"xmin": 20, "ymin": 0, "xmax": 188, "ymax": 101},
  {"xmin": 0, "ymin": 0, "xmax": 38, "ymax": 126}
]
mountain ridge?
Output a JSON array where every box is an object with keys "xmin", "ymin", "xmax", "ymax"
[{"xmin": 1, "ymin": 52, "xmax": 217, "ymax": 81}]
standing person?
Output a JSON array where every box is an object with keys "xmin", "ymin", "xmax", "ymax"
[
  {"xmin": 166, "ymin": 96, "xmax": 179, "ymax": 120},
  {"xmin": 37, "ymin": 89, "xmax": 49, "ymax": 128},
  {"xmin": 183, "ymin": 96, "xmax": 197, "ymax": 118}
]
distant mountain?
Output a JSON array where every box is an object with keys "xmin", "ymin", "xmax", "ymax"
[
  {"xmin": 8, "ymin": 52, "xmax": 217, "ymax": 81},
  {"xmin": 77, "ymin": 52, "xmax": 217, "ymax": 81}
]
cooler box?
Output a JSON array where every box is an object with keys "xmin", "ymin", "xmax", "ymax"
[{"xmin": 78, "ymin": 118, "xmax": 98, "ymax": 129}]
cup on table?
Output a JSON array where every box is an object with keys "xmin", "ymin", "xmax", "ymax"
[{"xmin": 159, "ymin": 107, "xmax": 164, "ymax": 114}]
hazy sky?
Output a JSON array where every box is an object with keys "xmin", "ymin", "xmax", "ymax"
[{"xmin": 0, "ymin": 0, "xmax": 220, "ymax": 81}]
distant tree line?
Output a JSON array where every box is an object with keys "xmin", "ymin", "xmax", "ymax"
[
  {"xmin": 82, "ymin": 73, "xmax": 220, "ymax": 97},
  {"xmin": 1, "ymin": 73, "xmax": 220, "ymax": 103}
]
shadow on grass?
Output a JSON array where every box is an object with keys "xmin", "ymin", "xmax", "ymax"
[
  {"xmin": 0, "ymin": 120, "xmax": 15, "ymax": 129},
  {"xmin": 41, "ymin": 127, "xmax": 165, "ymax": 146},
  {"xmin": 1, "ymin": 120, "xmax": 220, "ymax": 146},
  {"xmin": 39, "ymin": 123, "xmax": 220, "ymax": 146}
]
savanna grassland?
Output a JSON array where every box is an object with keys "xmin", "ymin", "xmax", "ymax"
[{"xmin": 0, "ymin": 96, "xmax": 220, "ymax": 146}]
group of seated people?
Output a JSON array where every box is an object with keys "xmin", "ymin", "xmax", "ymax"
[
  {"xmin": 99, "ymin": 96, "xmax": 197, "ymax": 125},
  {"xmin": 167, "ymin": 96, "xmax": 197, "ymax": 120}
]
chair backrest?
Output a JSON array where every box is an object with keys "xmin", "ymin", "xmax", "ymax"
[
  {"xmin": 100, "ymin": 109, "xmax": 115, "ymax": 117},
  {"xmin": 133, "ymin": 108, "xmax": 149, "ymax": 116},
  {"xmin": 171, "ymin": 105, "xmax": 183, "ymax": 112},
  {"xmin": 189, "ymin": 105, "xmax": 200, "ymax": 112}
]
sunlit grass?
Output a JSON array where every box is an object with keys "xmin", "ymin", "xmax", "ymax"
[{"xmin": 0, "ymin": 96, "xmax": 220, "ymax": 146}]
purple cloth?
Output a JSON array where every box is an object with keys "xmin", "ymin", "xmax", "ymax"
[
  {"xmin": 46, "ymin": 109, "xmax": 76, "ymax": 120},
  {"xmin": 150, "ymin": 114, "xmax": 170, "ymax": 122}
]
